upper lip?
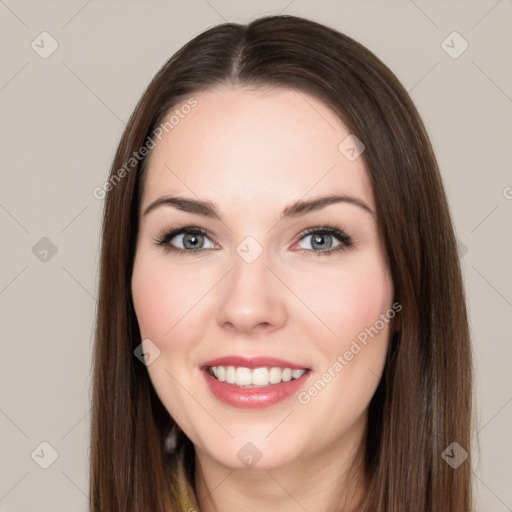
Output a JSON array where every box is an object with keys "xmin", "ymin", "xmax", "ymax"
[{"xmin": 201, "ymin": 355, "xmax": 310, "ymax": 370}]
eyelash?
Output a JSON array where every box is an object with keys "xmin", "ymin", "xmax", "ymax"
[{"xmin": 153, "ymin": 223, "xmax": 355, "ymax": 257}]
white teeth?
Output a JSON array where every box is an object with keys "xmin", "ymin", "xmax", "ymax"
[
  {"xmin": 269, "ymin": 367, "xmax": 282, "ymax": 384},
  {"xmin": 208, "ymin": 365, "xmax": 307, "ymax": 386},
  {"xmin": 226, "ymin": 366, "xmax": 236, "ymax": 384},
  {"xmin": 235, "ymin": 367, "xmax": 252, "ymax": 386},
  {"xmin": 292, "ymin": 369, "xmax": 304, "ymax": 379},
  {"xmin": 282, "ymin": 368, "xmax": 292, "ymax": 382},
  {"xmin": 251, "ymin": 367, "xmax": 269, "ymax": 386}
]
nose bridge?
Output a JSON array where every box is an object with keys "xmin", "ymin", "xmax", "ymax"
[{"xmin": 215, "ymin": 238, "xmax": 287, "ymax": 333}]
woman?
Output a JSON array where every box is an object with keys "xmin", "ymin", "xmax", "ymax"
[{"xmin": 90, "ymin": 15, "xmax": 475, "ymax": 512}]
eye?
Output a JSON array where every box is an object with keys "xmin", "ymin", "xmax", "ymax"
[
  {"xmin": 154, "ymin": 226, "xmax": 215, "ymax": 254},
  {"xmin": 294, "ymin": 224, "xmax": 354, "ymax": 256},
  {"xmin": 154, "ymin": 223, "xmax": 355, "ymax": 256}
]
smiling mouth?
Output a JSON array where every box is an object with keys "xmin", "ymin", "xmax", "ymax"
[{"xmin": 206, "ymin": 365, "xmax": 309, "ymax": 387}]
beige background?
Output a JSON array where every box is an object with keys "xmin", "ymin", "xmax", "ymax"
[{"xmin": 1, "ymin": 1, "xmax": 511, "ymax": 510}]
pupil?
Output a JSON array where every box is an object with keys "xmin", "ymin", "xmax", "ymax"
[
  {"xmin": 312, "ymin": 234, "xmax": 331, "ymax": 250},
  {"xmin": 184, "ymin": 234, "xmax": 201, "ymax": 249}
]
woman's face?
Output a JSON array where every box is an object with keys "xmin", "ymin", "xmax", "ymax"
[{"xmin": 131, "ymin": 85, "xmax": 395, "ymax": 470}]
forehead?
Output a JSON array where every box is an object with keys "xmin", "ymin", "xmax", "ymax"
[{"xmin": 141, "ymin": 85, "xmax": 375, "ymax": 215}]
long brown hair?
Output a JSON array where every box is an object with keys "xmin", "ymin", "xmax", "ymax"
[{"xmin": 90, "ymin": 14, "xmax": 475, "ymax": 511}]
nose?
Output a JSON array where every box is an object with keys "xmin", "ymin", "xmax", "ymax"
[{"xmin": 216, "ymin": 249, "xmax": 287, "ymax": 336}]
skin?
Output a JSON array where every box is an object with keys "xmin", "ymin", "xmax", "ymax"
[{"xmin": 131, "ymin": 85, "xmax": 395, "ymax": 512}]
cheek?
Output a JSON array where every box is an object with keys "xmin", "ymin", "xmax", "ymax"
[
  {"xmin": 294, "ymin": 255, "xmax": 394, "ymax": 355},
  {"xmin": 294, "ymin": 262, "xmax": 393, "ymax": 441},
  {"xmin": 131, "ymin": 261, "xmax": 172, "ymax": 339},
  {"xmin": 132, "ymin": 255, "xmax": 192, "ymax": 395},
  {"xmin": 131, "ymin": 253, "xmax": 205, "ymax": 340}
]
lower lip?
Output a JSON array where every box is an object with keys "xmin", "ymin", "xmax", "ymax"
[{"xmin": 202, "ymin": 368, "xmax": 311, "ymax": 409}]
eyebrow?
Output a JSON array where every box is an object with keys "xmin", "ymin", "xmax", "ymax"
[{"xmin": 142, "ymin": 193, "xmax": 375, "ymax": 220}]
